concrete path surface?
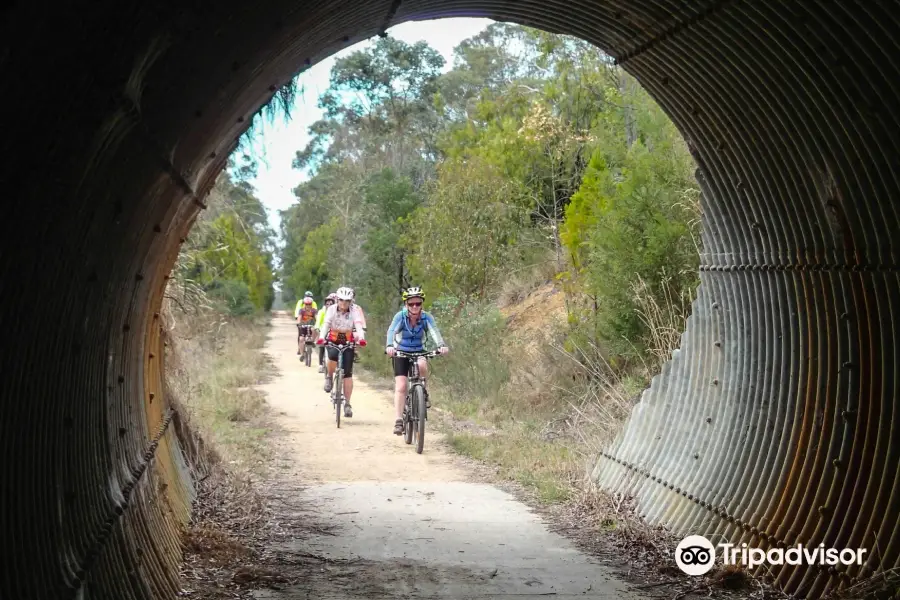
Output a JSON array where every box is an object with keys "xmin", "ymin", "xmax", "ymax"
[{"xmin": 251, "ymin": 316, "xmax": 645, "ymax": 599}]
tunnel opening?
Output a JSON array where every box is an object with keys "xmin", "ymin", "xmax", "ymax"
[{"xmin": 1, "ymin": 2, "xmax": 898, "ymax": 599}]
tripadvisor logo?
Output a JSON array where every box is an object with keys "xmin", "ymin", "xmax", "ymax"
[
  {"xmin": 675, "ymin": 535, "xmax": 868, "ymax": 575},
  {"xmin": 676, "ymin": 535, "xmax": 716, "ymax": 575}
]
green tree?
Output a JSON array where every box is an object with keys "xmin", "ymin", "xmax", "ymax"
[
  {"xmin": 289, "ymin": 218, "xmax": 339, "ymax": 301},
  {"xmin": 561, "ymin": 87, "xmax": 700, "ymax": 362},
  {"xmin": 293, "ymin": 35, "xmax": 445, "ymax": 172},
  {"xmin": 277, "ymin": 23, "xmax": 701, "ymax": 373},
  {"xmin": 403, "ymin": 158, "xmax": 527, "ymax": 304},
  {"xmin": 175, "ymin": 171, "xmax": 276, "ymax": 315}
]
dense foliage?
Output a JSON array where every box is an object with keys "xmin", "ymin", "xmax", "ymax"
[
  {"xmin": 279, "ymin": 24, "xmax": 701, "ymax": 366},
  {"xmin": 171, "ymin": 162, "xmax": 277, "ymax": 316}
]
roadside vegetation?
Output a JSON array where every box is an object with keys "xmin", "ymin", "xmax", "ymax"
[
  {"xmin": 164, "ymin": 163, "xmax": 278, "ymax": 473},
  {"xmin": 162, "ymin": 165, "xmax": 283, "ymax": 597},
  {"xmin": 274, "ymin": 24, "xmax": 701, "ymax": 513}
]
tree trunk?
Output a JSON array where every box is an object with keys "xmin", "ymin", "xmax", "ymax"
[
  {"xmin": 620, "ymin": 72, "xmax": 637, "ymax": 148},
  {"xmin": 551, "ymin": 168, "xmax": 562, "ymax": 273}
]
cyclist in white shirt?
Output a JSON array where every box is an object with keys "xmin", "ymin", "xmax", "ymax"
[{"xmin": 316, "ymin": 286, "xmax": 367, "ymax": 418}]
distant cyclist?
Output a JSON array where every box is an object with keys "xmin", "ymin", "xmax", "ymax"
[
  {"xmin": 314, "ymin": 292, "xmax": 336, "ymax": 373},
  {"xmin": 385, "ymin": 286, "xmax": 448, "ymax": 436},
  {"xmin": 294, "ymin": 291, "xmax": 317, "ymax": 319},
  {"xmin": 295, "ymin": 296, "xmax": 317, "ymax": 355},
  {"xmin": 317, "ymin": 286, "xmax": 367, "ymax": 418}
]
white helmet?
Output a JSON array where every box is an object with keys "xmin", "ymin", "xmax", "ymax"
[{"xmin": 335, "ymin": 286, "xmax": 354, "ymax": 300}]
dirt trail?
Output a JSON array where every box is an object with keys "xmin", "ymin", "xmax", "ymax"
[
  {"xmin": 251, "ymin": 316, "xmax": 646, "ymax": 599},
  {"xmin": 259, "ymin": 316, "xmax": 466, "ymax": 483}
]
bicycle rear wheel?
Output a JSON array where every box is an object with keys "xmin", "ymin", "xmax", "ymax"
[
  {"xmin": 413, "ymin": 386, "xmax": 426, "ymax": 454},
  {"xmin": 334, "ymin": 370, "xmax": 343, "ymax": 428}
]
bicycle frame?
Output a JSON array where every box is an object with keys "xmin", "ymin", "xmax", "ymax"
[
  {"xmin": 325, "ymin": 341, "xmax": 356, "ymax": 371},
  {"xmin": 394, "ymin": 348, "xmax": 440, "ymax": 364},
  {"xmin": 392, "ymin": 349, "xmax": 440, "ymax": 452},
  {"xmin": 324, "ymin": 341, "xmax": 357, "ymax": 422},
  {"xmin": 394, "ymin": 349, "xmax": 439, "ymax": 383}
]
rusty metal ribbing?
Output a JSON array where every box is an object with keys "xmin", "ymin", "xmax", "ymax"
[{"xmin": 0, "ymin": 0, "xmax": 899, "ymax": 599}]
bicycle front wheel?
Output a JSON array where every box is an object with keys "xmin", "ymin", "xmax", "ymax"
[
  {"xmin": 334, "ymin": 370, "xmax": 343, "ymax": 428},
  {"xmin": 404, "ymin": 396, "xmax": 414, "ymax": 445},
  {"xmin": 413, "ymin": 385, "xmax": 426, "ymax": 454}
]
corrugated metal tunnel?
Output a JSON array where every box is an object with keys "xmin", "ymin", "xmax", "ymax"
[{"xmin": 0, "ymin": 1, "xmax": 897, "ymax": 598}]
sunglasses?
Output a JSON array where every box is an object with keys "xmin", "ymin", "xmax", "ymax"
[{"xmin": 407, "ymin": 301, "xmax": 422, "ymax": 307}]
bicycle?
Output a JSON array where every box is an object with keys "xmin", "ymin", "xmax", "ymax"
[
  {"xmin": 393, "ymin": 349, "xmax": 441, "ymax": 454},
  {"xmin": 323, "ymin": 340, "xmax": 359, "ymax": 428},
  {"xmin": 297, "ymin": 323, "xmax": 315, "ymax": 367}
]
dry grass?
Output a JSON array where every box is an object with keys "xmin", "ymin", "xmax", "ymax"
[
  {"xmin": 497, "ymin": 249, "xmax": 561, "ymax": 308},
  {"xmin": 164, "ymin": 309, "xmax": 275, "ymax": 475},
  {"xmin": 434, "ymin": 277, "xmax": 806, "ymax": 599},
  {"xmin": 432, "ymin": 275, "xmax": 692, "ymax": 510},
  {"xmin": 826, "ymin": 568, "xmax": 900, "ymax": 599},
  {"xmin": 630, "ymin": 272, "xmax": 696, "ymax": 372},
  {"xmin": 161, "ymin": 289, "xmax": 289, "ymax": 596},
  {"xmin": 446, "ymin": 426, "xmax": 579, "ymax": 503}
]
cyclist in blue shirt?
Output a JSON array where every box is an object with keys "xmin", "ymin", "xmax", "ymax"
[{"xmin": 385, "ymin": 286, "xmax": 449, "ymax": 435}]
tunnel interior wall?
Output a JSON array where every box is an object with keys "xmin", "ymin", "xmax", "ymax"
[
  {"xmin": 0, "ymin": 1, "xmax": 897, "ymax": 599},
  {"xmin": 592, "ymin": 2, "xmax": 900, "ymax": 597}
]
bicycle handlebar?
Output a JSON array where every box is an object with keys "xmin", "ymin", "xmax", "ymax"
[
  {"xmin": 390, "ymin": 349, "xmax": 443, "ymax": 359},
  {"xmin": 322, "ymin": 340, "xmax": 362, "ymax": 349}
]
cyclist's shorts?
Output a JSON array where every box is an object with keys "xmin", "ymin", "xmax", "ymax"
[
  {"xmin": 327, "ymin": 346, "xmax": 355, "ymax": 377},
  {"xmin": 392, "ymin": 355, "xmax": 423, "ymax": 377}
]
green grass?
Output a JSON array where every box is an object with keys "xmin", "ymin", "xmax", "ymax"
[{"xmin": 446, "ymin": 429, "xmax": 575, "ymax": 504}]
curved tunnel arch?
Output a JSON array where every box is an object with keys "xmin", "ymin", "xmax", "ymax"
[{"xmin": 1, "ymin": 1, "xmax": 898, "ymax": 598}]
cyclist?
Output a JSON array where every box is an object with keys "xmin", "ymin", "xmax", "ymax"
[
  {"xmin": 385, "ymin": 286, "xmax": 448, "ymax": 436},
  {"xmin": 295, "ymin": 296, "xmax": 317, "ymax": 355},
  {"xmin": 314, "ymin": 292, "xmax": 337, "ymax": 373},
  {"xmin": 294, "ymin": 291, "xmax": 317, "ymax": 319},
  {"xmin": 316, "ymin": 286, "xmax": 367, "ymax": 418}
]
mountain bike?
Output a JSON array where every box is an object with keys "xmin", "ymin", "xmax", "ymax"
[
  {"xmin": 393, "ymin": 349, "xmax": 441, "ymax": 454},
  {"xmin": 298, "ymin": 324, "xmax": 315, "ymax": 367},
  {"xmin": 324, "ymin": 341, "xmax": 358, "ymax": 428}
]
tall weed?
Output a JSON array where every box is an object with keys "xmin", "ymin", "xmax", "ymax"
[{"xmin": 163, "ymin": 307, "xmax": 274, "ymax": 473}]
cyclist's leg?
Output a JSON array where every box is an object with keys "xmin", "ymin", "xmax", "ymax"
[
  {"xmin": 392, "ymin": 357, "xmax": 409, "ymax": 434},
  {"xmin": 417, "ymin": 357, "xmax": 431, "ymax": 406},
  {"xmin": 324, "ymin": 346, "xmax": 338, "ymax": 392},
  {"xmin": 342, "ymin": 349, "xmax": 355, "ymax": 416}
]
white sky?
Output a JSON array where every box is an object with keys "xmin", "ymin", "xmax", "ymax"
[{"xmin": 237, "ymin": 17, "xmax": 496, "ymax": 237}]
